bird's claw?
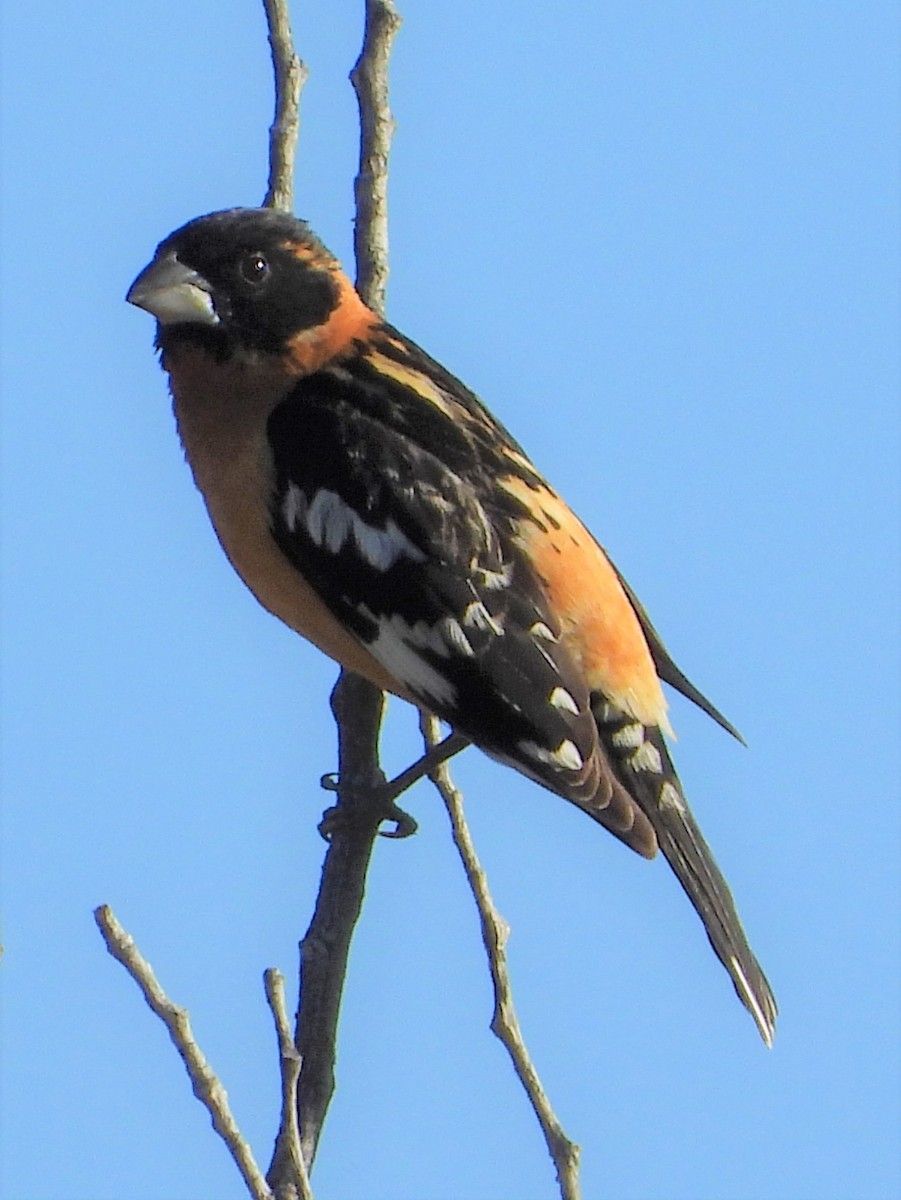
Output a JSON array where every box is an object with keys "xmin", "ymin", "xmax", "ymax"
[
  {"xmin": 317, "ymin": 772, "xmax": 418, "ymax": 841},
  {"xmin": 376, "ymin": 800, "xmax": 418, "ymax": 839}
]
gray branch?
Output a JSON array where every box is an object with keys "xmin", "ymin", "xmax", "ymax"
[
  {"xmin": 292, "ymin": 674, "xmax": 387, "ymax": 1169},
  {"xmin": 101, "ymin": 4, "xmax": 580, "ymax": 1197},
  {"xmin": 287, "ymin": 0, "xmax": 404, "ymax": 1172},
  {"xmin": 262, "ymin": 0, "xmax": 308, "ymax": 212},
  {"xmin": 350, "ymin": 0, "xmax": 402, "ymax": 315},
  {"xmin": 94, "ymin": 906, "xmax": 274, "ymax": 1200},
  {"xmin": 421, "ymin": 716, "xmax": 583, "ymax": 1200},
  {"xmin": 265, "ymin": 970, "xmax": 314, "ymax": 1200}
]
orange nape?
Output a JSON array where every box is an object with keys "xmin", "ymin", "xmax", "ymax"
[{"xmin": 282, "ymin": 252, "xmax": 378, "ymax": 376}]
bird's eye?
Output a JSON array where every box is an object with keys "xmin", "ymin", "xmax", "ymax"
[{"xmin": 239, "ymin": 253, "xmax": 270, "ymax": 285}]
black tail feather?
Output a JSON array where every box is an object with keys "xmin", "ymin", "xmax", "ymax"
[{"xmin": 594, "ymin": 701, "xmax": 777, "ymax": 1045}]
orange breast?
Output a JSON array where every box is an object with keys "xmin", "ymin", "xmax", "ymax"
[{"xmin": 166, "ymin": 346, "xmax": 412, "ymax": 701}]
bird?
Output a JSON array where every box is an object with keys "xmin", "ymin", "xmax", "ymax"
[{"xmin": 127, "ymin": 206, "xmax": 776, "ymax": 1045}]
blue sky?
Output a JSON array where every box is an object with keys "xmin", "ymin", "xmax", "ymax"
[{"xmin": 1, "ymin": 2, "xmax": 899, "ymax": 1198}]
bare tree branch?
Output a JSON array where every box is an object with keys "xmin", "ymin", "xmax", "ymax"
[
  {"xmin": 106, "ymin": 3, "xmax": 579, "ymax": 1195},
  {"xmin": 420, "ymin": 716, "xmax": 583, "ymax": 1200},
  {"xmin": 100, "ymin": 8, "xmax": 318, "ymax": 1195},
  {"xmin": 262, "ymin": 0, "xmax": 308, "ymax": 212},
  {"xmin": 289, "ymin": 0, "xmax": 404, "ymax": 1171},
  {"xmin": 292, "ymin": 674, "xmax": 387, "ymax": 1169},
  {"xmin": 265, "ymin": 970, "xmax": 314, "ymax": 1200},
  {"xmin": 351, "ymin": 0, "xmax": 402, "ymax": 315},
  {"xmin": 94, "ymin": 906, "xmax": 274, "ymax": 1200}
]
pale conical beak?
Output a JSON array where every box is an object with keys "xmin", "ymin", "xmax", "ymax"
[{"xmin": 126, "ymin": 252, "xmax": 219, "ymax": 326}]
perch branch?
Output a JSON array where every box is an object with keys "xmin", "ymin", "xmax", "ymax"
[
  {"xmin": 290, "ymin": 0, "xmax": 403, "ymax": 1171},
  {"xmin": 420, "ymin": 716, "xmax": 583, "ymax": 1200},
  {"xmin": 94, "ymin": 905, "xmax": 274, "ymax": 1200},
  {"xmin": 262, "ymin": 0, "xmax": 308, "ymax": 212},
  {"xmin": 293, "ymin": 674, "xmax": 386, "ymax": 1168}
]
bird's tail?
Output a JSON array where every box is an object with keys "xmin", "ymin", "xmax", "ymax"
[{"xmin": 592, "ymin": 702, "xmax": 777, "ymax": 1045}]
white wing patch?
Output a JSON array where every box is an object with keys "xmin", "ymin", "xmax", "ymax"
[
  {"xmin": 518, "ymin": 737, "xmax": 584, "ymax": 772},
  {"xmin": 356, "ymin": 608, "xmax": 468, "ymax": 707},
  {"xmin": 611, "ymin": 722, "xmax": 644, "ymax": 750},
  {"xmin": 462, "ymin": 599, "xmax": 503, "ymax": 636},
  {"xmin": 549, "ymin": 686, "xmax": 580, "ymax": 716},
  {"xmin": 282, "ymin": 482, "xmax": 306, "ymax": 531},
  {"xmin": 366, "ymin": 614, "xmax": 457, "ymax": 706},
  {"xmin": 529, "ymin": 621, "xmax": 557, "ymax": 642},
  {"xmin": 440, "ymin": 616, "xmax": 476, "ymax": 657},
  {"xmin": 630, "ymin": 740, "xmax": 663, "ymax": 773},
  {"xmin": 282, "ymin": 484, "xmax": 426, "ymax": 571}
]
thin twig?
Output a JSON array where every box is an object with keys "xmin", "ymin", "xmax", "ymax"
[
  {"xmin": 265, "ymin": 970, "xmax": 314, "ymax": 1200},
  {"xmin": 262, "ymin": 0, "xmax": 308, "ymax": 212},
  {"xmin": 420, "ymin": 716, "xmax": 583, "ymax": 1200},
  {"xmin": 290, "ymin": 0, "xmax": 404, "ymax": 1170},
  {"xmin": 93, "ymin": 906, "xmax": 273, "ymax": 1200},
  {"xmin": 100, "ymin": 7, "xmax": 311, "ymax": 1196}
]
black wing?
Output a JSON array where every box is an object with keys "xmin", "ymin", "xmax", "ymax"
[{"xmin": 266, "ymin": 364, "xmax": 608, "ymax": 806}]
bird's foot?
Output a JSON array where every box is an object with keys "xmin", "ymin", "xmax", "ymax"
[{"xmin": 318, "ymin": 771, "xmax": 418, "ymax": 840}]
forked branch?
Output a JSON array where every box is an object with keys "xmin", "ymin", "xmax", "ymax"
[
  {"xmin": 288, "ymin": 0, "xmax": 404, "ymax": 1175},
  {"xmin": 100, "ymin": 3, "xmax": 581, "ymax": 1197}
]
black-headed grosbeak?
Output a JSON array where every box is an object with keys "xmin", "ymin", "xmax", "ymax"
[{"xmin": 128, "ymin": 207, "xmax": 776, "ymax": 1045}]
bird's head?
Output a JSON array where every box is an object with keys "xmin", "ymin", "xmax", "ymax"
[{"xmin": 127, "ymin": 207, "xmax": 374, "ymax": 369}]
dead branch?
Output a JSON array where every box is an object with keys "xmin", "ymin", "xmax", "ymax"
[
  {"xmin": 292, "ymin": 674, "xmax": 387, "ymax": 1169},
  {"xmin": 94, "ymin": 906, "xmax": 274, "ymax": 1200},
  {"xmin": 265, "ymin": 970, "xmax": 314, "ymax": 1200},
  {"xmin": 103, "ymin": 3, "xmax": 580, "ymax": 1196},
  {"xmin": 288, "ymin": 0, "xmax": 404, "ymax": 1172},
  {"xmin": 421, "ymin": 716, "xmax": 583, "ymax": 1200},
  {"xmin": 350, "ymin": 0, "xmax": 402, "ymax": 315},
  {"xmin": 262, "ymin": 0, "xmax": 308, "ymax": 212}
]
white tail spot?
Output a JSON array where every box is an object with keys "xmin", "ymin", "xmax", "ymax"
[
  {"xmin": 658, "ymin": 781, "xmax": 686, "ymax": 813},
  {"xmin": 729, "ymin": 955, "xmax": 775, "ymax": 1048}
]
